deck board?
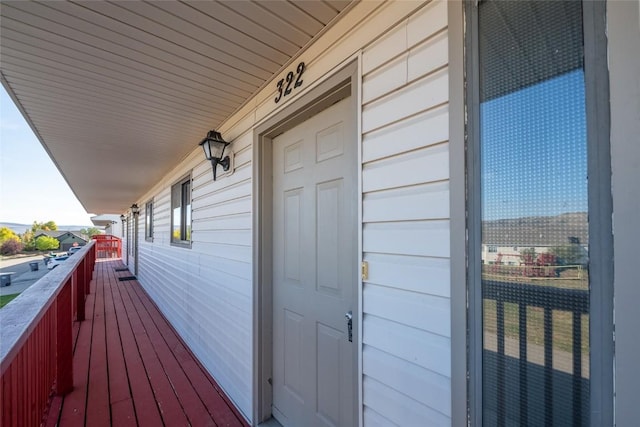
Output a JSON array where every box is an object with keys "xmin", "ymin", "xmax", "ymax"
[
  {"xmin": 85, "ymin": 269, "xmax": 110, "ymax": 427},
  {"xmin": 47, "ymin": 259, "xmax": 249, "ymax": 427},
  {"xmin": 128, "ymin": 284, "xmax": 247, "ymax": 427},
  {"xmin": 104, "ymin": 267, "xmax": 136, "ymax": 424},
  {"xmin": 124, "ymin": 283, "xmax": 215, "ymax": 426},
  {"xmin": 58, "ymin": 279, "xmax": 96, "ymax": 425},
  {"xmin": 111, "ymin": 280, "xmax": 163, "ymax": 427}
]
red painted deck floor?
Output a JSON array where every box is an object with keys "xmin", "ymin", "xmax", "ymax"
[{"xmin": 45, "ymin": 259, "xmax": 248, "ymax": 427}]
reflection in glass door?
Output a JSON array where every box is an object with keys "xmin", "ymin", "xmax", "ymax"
[{"xmin": 478, "ymin": 1, "xmax": 589, "ymax": 425}]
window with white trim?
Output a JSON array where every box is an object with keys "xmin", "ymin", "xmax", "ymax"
[
  {"xmin": 171, "ymin": 175, "xmax": 192, "ymax": 247},
  {"xmin": 145, "ymin": 200, "xmax": 153, "ymax": 241}
]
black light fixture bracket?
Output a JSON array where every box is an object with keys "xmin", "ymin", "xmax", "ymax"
[{"xmin": 199, "ymin": 130, "xmax": 231, "ymax": 181}]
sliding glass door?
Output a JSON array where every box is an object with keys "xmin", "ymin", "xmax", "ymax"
[{"xmin": 468, "ymin": 1, "xmax": 612, "ymax": 425}]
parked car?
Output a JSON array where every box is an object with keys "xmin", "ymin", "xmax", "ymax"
[
  {"xmin": 43, "ymin": 252, "xmax": 60, "ymax": 265},
  {"xmin": 67, "ymin": 246, "xmax": 83, "ymax": 256},
  {"xmin": 47, "ymin": 255, "xmax": 69, "ymax": 270}
]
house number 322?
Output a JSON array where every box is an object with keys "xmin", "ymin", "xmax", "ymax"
[{"xmin": 275, "ymin": 62, "xmax": 305, "ymax": 104}]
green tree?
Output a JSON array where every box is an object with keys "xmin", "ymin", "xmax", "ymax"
[
  {"xmin": 549, "ymin": 244, "xmax": 587, "ymax": 266},
  {"xmin": 35, "ymin": 235, "xmax": 59, "ymax": 251},
  {"xmin": 44, "ymin": 221, "xmax": 57, "ymax": 230},
  {"xmin": 0, "ymin": 227, "xmax": 20, "ymax": 244},
  {"xmin": 519, "ymin": 247, "xmax": 537, "ymax": 258},
  {"xmin": 31, "ymin": 220, "xmax": 58, "ymax": 233},
  {"xmin": 21, "ymin": 229, "xmax": 36, "ymax": 251},
  {"xmin": 80, "ymin": 227, "xmax": 102, "ymax": 238}
]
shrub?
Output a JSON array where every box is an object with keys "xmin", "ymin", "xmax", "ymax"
[
  {"xmin": 23, "ymin": 239, "xmax": 37, "ymax": 251},
  {"xmin": 1, "ymin": 238, "xmax": 24, "ymax": 255},
  {"xmin": 35, "ymin": 236, "xmax": 59, "ymax": 251},
  {"xmin": 0, "ymin": 227, "xmax": 19, "ymax": 244}
]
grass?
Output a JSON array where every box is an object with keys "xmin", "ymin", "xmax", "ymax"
[
  {"xmin": 0, "ymin": 293, "xmax": 20, "ymax": 308},
  {"xmin": 482, "ymin": 264, "xmax": 588, "ymax": 290}
]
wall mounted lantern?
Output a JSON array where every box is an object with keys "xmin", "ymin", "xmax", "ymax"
[
  {"xmin": 199, "ymin": 130, "xmax": 231, "ymax": 181},
  {"xmin": 120, "ymin": 214, "xmax": 126, "ymax": 223},
  {"xmin": 130, "ymin": 203, "xmax": 140, "ymax": 216}
]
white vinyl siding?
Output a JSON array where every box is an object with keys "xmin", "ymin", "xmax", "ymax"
[
  {"xmin": 361, "ymin": 1, "xmax": 451, "ymax": 425},
  {"xmin": 131, "ymin": 1, "xmax": 451, "ymax": 424},
  {"xmin": 136, "ymin": 133, "xmax": 254, "ymax": 418}
]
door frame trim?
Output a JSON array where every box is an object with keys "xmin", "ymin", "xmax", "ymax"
[{"xmin": 252, "ymin": 57, "xmax": 362, "ymax": 426}]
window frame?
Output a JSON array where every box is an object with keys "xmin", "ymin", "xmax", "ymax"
[
  {"xmin": 462, "ymin": 1, "xmax": 613, "ymax": 425},
  {"xmin": 170, "ymin": 173, "xmax": 193, "ymax": 248},
  {"xmin": 145, "ymin": 199, "xmax": 154, "ymax": 242}
]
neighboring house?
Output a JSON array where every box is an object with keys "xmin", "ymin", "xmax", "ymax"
[
  {"xmin": 1, "ymin": 1, "xmax": 638, "ymax": 426},
  {"xmin": 33, "ymin": 230, "xmax": 88, "ymax": 252},
  {"xmin": 481, "ymin": 212, "xmax": 589, "ymax": 265}
]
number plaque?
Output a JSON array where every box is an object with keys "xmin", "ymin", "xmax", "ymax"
[{"xmin": 275, "ymin": 62, "xmax": 305, "ymax": 104}]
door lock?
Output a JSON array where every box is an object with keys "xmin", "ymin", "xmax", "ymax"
[{"xmin": 345, "ymin": 311, "xmax": 353, "ymax": 342}]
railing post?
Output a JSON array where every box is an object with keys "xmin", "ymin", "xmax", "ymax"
[
  {"xmin": 85, "ymin": 251, "xmax": 91, "ymax": 296},
  {"xmin": 86, "ymin": 245, "xmax": 95, "ymax": 295},
  {"xmin": 71, "ymin": 269, "xmax": 78, "ymax": 320},
  {"xmin": 76, "ymin": 259, "xmax": 86, "ymax": 321},
  {"xmin": 91, "ymin": 244, "xmax": 96, "ymax": 281},
  {"xmin": 55, "ymin": 279, "xmax": 73, "ymax": 395}
]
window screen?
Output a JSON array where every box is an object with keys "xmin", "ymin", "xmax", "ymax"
[{"xmin": 478, "ymin": 1, "xmax": 589, "ymax": 425}]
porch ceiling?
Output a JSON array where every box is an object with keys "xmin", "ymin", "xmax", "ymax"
[{"xmin": 0, "ymin": 0, "xmax": 352, "ymax": 214}]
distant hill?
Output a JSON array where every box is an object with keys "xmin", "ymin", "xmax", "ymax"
[
  {"xmin": 482, "ymin": 212, "xmax": 588, "ymax": 246},
  {"xmin": 0, "ymin": 222, "xmax": 94, "ymax": 235}
]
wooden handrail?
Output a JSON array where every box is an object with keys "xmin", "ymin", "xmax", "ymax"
[{"xmin": 0, "ymin": 241, "xmax": 96, "ymax": 426}]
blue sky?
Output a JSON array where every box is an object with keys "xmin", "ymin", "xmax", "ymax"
[
  {"xmin": 481, "ymin": 69, "xmax": 588, "ymax": 221},
  {"xmin": 0, "ymin": 87, "xmax": 94, "ymax": 226}
]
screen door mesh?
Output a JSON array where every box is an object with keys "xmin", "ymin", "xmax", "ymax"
[{"xmin": 478, "ymin": 1, "xmax": 589, "ymax": 425}]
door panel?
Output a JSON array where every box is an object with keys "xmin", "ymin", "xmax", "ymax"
[
  {"xmin": 283, "ymin": 309, "xmax": 305, "ymax": 402},
  {"xmin": 273, "ymin": 96, "xmax": 356, "ymax": 427},
  {"xmin": 284, "ymin": 189, "xmax": 303, "ymax": 283},
  {"xmin": 317, "ymin": 179, "xmax": 342, "ymax": 294}
]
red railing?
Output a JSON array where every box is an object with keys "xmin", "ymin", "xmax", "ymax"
[
  {"xmin": 92, "ymin": 234, "xmax": 121, "ymax": 258},
  {"xmin": 0, "ymin": 242, "xmax": 96, "ymax": 426}
]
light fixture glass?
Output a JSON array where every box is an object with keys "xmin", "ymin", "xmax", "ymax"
[
  {"xmin": 130, "ymin": 203, "xmax": 140, "ymax": 216},
  {"xmin": 199, "ymin": 130, "xmax": 231, "ymax": 181}
]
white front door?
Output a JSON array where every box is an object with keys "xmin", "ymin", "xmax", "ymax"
[{"xmin": 272, "ymin": 96, "xmax": 357, "ymax": 427}]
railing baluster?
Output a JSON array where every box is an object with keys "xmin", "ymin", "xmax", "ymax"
[
  {"xmin": 77, "ymin": 258, "xmax": 86, "ymax": 321},
  {"xmin": 497, "ymin": 300, "xmax": 506, "ymax": 427},
  {"xmin": 483, "ymin": 280, "xmax": 588, "ymax": 427},
  {"xmin": 27, "ymin": 337, "xmax": 33, "ymax": 425},
  {"xmin": 519, "ymin": 303, "xmax": 528, "ymax": 426},
  {"xmin": 55, "ymin": 279, "xmax": 73, "ymax": 395},
  {"xmin": 572, "ymin": 311, "xmax": 582, "ymax": 427},
  {"xmin": 544, "ymin": 308, "xmax": 553, "ymax": 426}
]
